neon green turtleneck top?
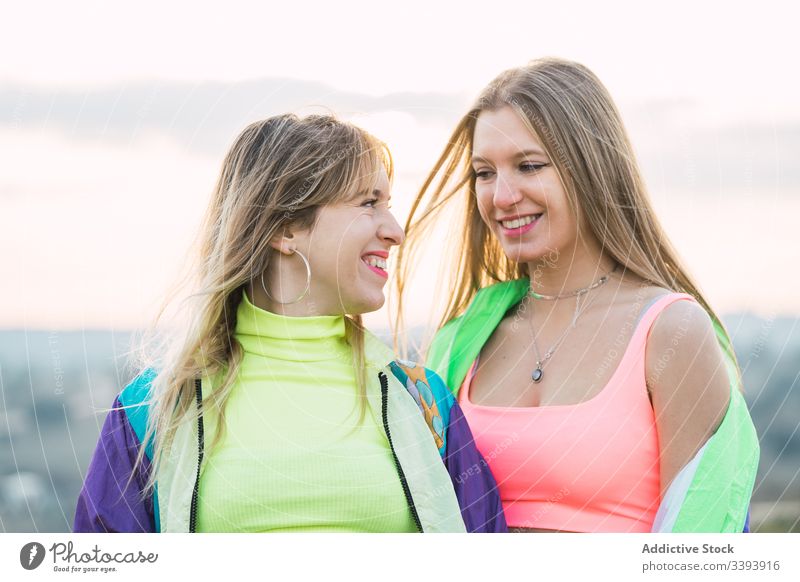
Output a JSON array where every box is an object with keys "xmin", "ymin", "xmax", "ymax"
[{"xmin": 194, "ymin": 290, "xmax": 417, "ymax": 532}]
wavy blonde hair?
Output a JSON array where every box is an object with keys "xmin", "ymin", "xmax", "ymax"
[
  {"xmin": 129, "ymin": 113, "xmax": 393, "ymax": 494},
  {"xmin": 394, "ymin": 57, "xmax": 741, "ymax": 380}
]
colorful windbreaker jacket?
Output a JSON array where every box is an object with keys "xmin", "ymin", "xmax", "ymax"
[
  {"xmin": 427, "ymin": 279, "xmax": 760, "ymax": 533},
  {"xmin": 74, "ymin": 332, "xmax": 507, "ymax": 533}
]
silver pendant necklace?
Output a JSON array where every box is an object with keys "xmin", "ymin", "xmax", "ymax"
[
  {"xmin": 528, "ymin": 290, "xmax": 601, "ymax": 383},
  {"xmin": 526, "ymin": 265, "xmax": 616, "ymax": 383}
]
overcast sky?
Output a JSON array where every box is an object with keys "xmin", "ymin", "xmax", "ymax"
[{"xmin": 1, "ymin": 0, "xmax": 798, "ymax": 331}]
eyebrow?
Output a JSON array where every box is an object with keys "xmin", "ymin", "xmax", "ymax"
[
  {"xmin": 471, "ymin": 149, "xmax": 547, "ymax": 164},
  {"xmin": 349, "ymin": 188, "xmax": 390, "ymax": 204}
]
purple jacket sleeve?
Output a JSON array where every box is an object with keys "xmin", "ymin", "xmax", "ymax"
[
  {"xmin": 73, "ymin": 397, "xmax": 155, "ymax": 532},
  {"xmin": 444, "ymin": 401, "xmax": 507, "ymax": 532}
]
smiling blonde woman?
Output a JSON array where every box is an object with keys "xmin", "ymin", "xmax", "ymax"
[
  {"xmin": 396, "ymin": 58, "xmax": 759, "ymax": 533},
  {"xmin": 74, "ymin": 114, "xmax": 506, "ymax": 533}
]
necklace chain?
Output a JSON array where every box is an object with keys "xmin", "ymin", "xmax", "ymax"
[
  {"xmin": 528, "ymin": 264, "xmax": 618, "ymax": 300},
  {"xmin": 524, "ymin": 264, "xmax": 617, "ymax": 383},
  {"xmin": 528, "ymin": 291, "xmax": 600, "ymax": 377}
]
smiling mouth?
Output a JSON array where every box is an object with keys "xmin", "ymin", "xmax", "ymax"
[
  {"xmin": 499, "ymin": 214, "xmax": 542, "ymax": 229},
  {"xmin": 361, "ymin": 255, "xmax": 388, "ymax": 278}
]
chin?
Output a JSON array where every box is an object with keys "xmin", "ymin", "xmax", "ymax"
[
  {"xmin": 364, "ymin": 295, "xmax": 386, "ymax": 313},
  {"xmin": 500, "ymin": 246, "xmax": 539, "ymax": 265},
  {"xmin": 346, "ymin": 293, "xmax": 385, "ymax": 315},
  {"xmin": 500, "ymin": 241, "xmax": 561, "ymax": 265}
]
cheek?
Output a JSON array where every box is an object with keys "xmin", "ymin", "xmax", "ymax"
[
  {"xmin": 474, "ymin": 192, "xmax": 494, "ymax": 223},
  {"xmin": 539, "ymin": 177, "xmax": 569, "ymax": 209},
  {"xmin": 315, "ymin": 243, "xmax": 355, "ymax": 281},
  {"xmin": 338, "ymin": 228, "xmax": 371, "ymax": 275},
  {"xmin": 548, "ymin": 209, "xmax": 580, "ymax": 245}
]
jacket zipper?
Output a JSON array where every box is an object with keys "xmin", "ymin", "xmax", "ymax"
[
  {"xmin": 189, "ymin": 378, "xmax": 205, "ymax": 533},
  {"xmin": 379, "ymin": 371, "xmax": 424, "ymax": 532},
  {"xmin": 188, "ymin": 373, "xmax": 423, "ymax": 533}
]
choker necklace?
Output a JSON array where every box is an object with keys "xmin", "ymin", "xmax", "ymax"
[
  {"xmin": 525, "ymin": 264, "xmax": 617, "ymax": 383},
  {"xmin": 528, "ymin": 263, "xmax": 618, "ymax": 300}
]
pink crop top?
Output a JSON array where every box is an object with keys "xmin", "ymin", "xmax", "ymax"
[{"xmin": 458, "ymin": 293, "xmax": 697, "ymax": 532}]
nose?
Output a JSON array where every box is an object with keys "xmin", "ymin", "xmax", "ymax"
[
  {"xmin": 379, "ymin": 209, "xmax": 406, "ymax": 247},
  {"xmin": 492, "ymin": 171, "xmax": 523, "ymax": 210}
]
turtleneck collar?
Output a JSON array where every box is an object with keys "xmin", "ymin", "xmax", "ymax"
[{"xmin": 235, "ymin": 289, "xmax": 350, "ymax": 362}]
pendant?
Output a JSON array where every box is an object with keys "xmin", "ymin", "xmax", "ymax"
[{"xmin": 531, "ymin": 367, "xmax": 543, "ymax": 383}]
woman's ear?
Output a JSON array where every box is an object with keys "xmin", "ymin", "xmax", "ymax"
[{"xmin": 268, "ymin": 229, "xmax": 296, "ymax": 256}]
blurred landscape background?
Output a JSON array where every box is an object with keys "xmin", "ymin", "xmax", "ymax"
[{"xmin": 0, "ymin": 315, "xmax": 798, "ymax": 532}]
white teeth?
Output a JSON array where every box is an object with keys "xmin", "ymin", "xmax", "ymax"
[
  {"xmin": 501, "ymin": 215, "xmax": 540, "ymax": 229},
  {"xmin": 363, "ymin": 256, "xmax": 387, "ymax": 270}
]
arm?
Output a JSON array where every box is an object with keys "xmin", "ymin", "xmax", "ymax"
[
  {"xmin": 73, "ymin": 396, "xmax": 155, "ymax": 533},
  {"xmin": 647, "ymin": 300, "xmax": 758, "ymax": 532},
  {"xmin": 646, "ymin": 300, "xmax": 731, "ymax": 498}
]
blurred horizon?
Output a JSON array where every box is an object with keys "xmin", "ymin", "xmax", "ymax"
[{"xmin": 1, "ymin": 313, "xmax": 798, "ymax": 532}]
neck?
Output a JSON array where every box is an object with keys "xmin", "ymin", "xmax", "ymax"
[
  {"xmin": 247, "ymin": 280, "xmax": 337, "ymax": 317},
  {"xmin": 526, "ymin": 244, "xmax": 618, "ymax": 299},
  {"xmin": 236, "ymin": 288, "xmax": 349, "ymax": 362}
]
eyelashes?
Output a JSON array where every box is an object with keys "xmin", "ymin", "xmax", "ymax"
[
  {"xmin": 473, "ymin": 162, "xmax": 550, "ymax": 180},
  {"xmin": 361, "ymin": 198, "xmax": 392, "ymax": 210},
  {"xmin": 520, "ymin": 162, "xmax": 549, "ymax": 173}
]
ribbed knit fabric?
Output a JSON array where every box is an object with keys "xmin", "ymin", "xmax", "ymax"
[{"xmin": 195, "ymin": 290, "xmax": 416, "ymax": 532}]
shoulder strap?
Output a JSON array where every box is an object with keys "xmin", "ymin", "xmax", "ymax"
[
  {"xmin": 641, "ymin": 291, "xmax": 758, "ymax": 531},
  {"xmin": 633, "ymin": 292, "xmax": 698, "ymax": 343}
]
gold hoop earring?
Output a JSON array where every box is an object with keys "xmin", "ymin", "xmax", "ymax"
[{"xmin": 260, "ymin": 249, "xmax": 311, "ymax": 305}]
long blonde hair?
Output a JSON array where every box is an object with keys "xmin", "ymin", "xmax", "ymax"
[
  {"xmin": 130, "ymin": 113, "xmax": 393, "ymax": 494},
  {"xmin": 395, "ymin": 57, "xmax": 741, "ymax": 379}
]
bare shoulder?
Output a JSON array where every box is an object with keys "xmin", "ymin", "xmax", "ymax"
[
  {"xmin": 647, "ymin": 297, "xmax": 717, "ymax": 356},
  {"xmin": 645, "ymin": 293, "xmax": 730, "ymax": 413},
  {"xmin": 642, "ymin": 292, "xmax": 731, "ymax": 491}
]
